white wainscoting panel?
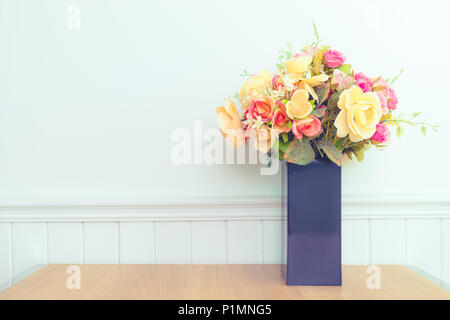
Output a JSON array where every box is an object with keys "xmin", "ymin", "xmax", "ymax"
[
  {"xmin": 227, "ymin": 221, "xmax": 262, "ymax": 264},
  {"xmin": 84, "ymin": 223, "xmax": 119, "ymax": 264},
  {"xmin": 191, "ymin": 221, "xmax": 226, "ymax": 264},
  {"xmin": 371, "ymin": 219, "xmax": 406, "ymax": 265},
  {"xmin": 406, "ymin": 219, "xmax": 442, "ymax": 280},
  {"xmin": 262, "ymin": 220, "xmax": 281, "ymax": 264},
  {"xmin": 0, "ymin": 196, "xmax": 449, "ymax": 292},
  {"xmin": 48, "ymin": 223, "xmax": 82, "ymax": 264},
  {"xmin": 0, "ymin": 223, "xmax": 11, "ymax": 290},
  {"xmin": 155, "ymin": 222, "xmax": 190, "ymax": 264},
  {"xmin": 443, "ymin": 219, "xmax": 450, "ymax": 290},
  {"xmin": 12, "ymin": 223, "xmax": 47, "ymax": 279},
  {"xmin": 119, "ymin": 222, "xmax": 155, "ymax": 264},
  {"xmin": 342, "ymin": 220, "xmax": 370, "ymax": 265}
]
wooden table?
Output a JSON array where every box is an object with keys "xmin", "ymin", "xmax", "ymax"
[{"xmin": 0, "ymin": 265, "xmax": 449, "ymax": 300}]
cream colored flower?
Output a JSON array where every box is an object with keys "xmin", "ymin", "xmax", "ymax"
[
  {"xmin": 286, "ymin": 89, "xmax": 312, "ymax": 119},
  {"xmin": 216, "ymin": 98, "xmax": 244, "ymax": 147},
  {"xmin": 253, "ymin": 126, "xmax": 277, "ymax": 153},
  {"xmin": 285, "ymin": 54, "xmax": 329, "ymax": 102},
  {"xmin": 334, "ymin": 86, "xmax": 382, "ymax": 142},
  {"xmin": 239, "ymin": 70, "xmax": 272, "ymax": 109},
  {"xmin": 298, "ymin": 73, "xmax": 329, "ymax": 101},
  {"xmin": 285, "ymin": 55, "xmax": 312, "ymax": 80}
]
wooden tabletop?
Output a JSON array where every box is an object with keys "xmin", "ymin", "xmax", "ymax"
[{"xmin": 0, "ymin": 264, "xmax": 449, "ymax": 300}]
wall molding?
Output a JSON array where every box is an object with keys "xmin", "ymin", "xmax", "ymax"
[{"xmin": 0, "ymin": 194, "xmax": 449, "ymax": 222}]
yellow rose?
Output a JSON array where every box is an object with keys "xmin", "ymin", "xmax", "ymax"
[
  {"xmin": 286, "ymin": 89, "xmax": 312, "ymax": 119},
  {"xmin": 239, "ymin": 70, "xmax": 272, "ymax": 109},
  {"xmin": 334, "ymin": 86, "xmax": 382, "ymax": 142},
  {"xmin": 285, "ymin": 55, "xmax": 313, "ymax": 81}
]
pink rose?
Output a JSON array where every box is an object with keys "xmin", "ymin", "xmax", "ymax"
[
  {"xmin": 354, "ymin": 73, "xmax": 373, "ymax": 93},
  {"xmin": 331, "ymin": 69, "xmax": 353, "ymax": 91},
  {"xmin": 323, "ymin": 50, "xmax": 346, "ymax": 68},
  {"xmin": 272, "ymin": 75, "xmax": 284, "ymax": 91},
  {"xmin": 371, "ymin": 122, "xmax": 390, "ymax": 144},
  {"xmin": 377, "ymin": 92, "xmax": 388, "ymax": 115},
  {"xmin": 387, "ymin": 88, "xmax": 398, "ymax": 110},
  {"xmin": 373, "ymin": 78, "xmax": 398, "ymax": 110},
  {"xmin": 292, "ymin": 116, "xmax": 322, "ymax": 139},
  {"xmin": 249, "ymin": 96, "xmax": 275, "ymax": 123}
]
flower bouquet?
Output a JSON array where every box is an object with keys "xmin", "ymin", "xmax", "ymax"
[
  {"xmin": 215, "ymin": 26, "xmax": 436, "ymax": 286},
  {"xmin": 216, "ymin": 27, "xmax": 437, "ymax": 166}
]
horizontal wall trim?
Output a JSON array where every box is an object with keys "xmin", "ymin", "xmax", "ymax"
[{"xmin": 0, "ymin": 194, "xmax": 449, "ymax": 222}]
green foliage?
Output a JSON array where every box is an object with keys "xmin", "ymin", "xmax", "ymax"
[
  {"xmin": 283, "ymin": 139, "xmax": 315, "ymax": 165},
  {"xmin": 311, "ymin": 21, "xmax": 323, "ymax": 48},
  {"xmin": 337, "ymin": 64, "xmax": 352, "ymax": 74},
  {"xmin": 240, "ymin": 70, "xmax": 253, "ymax": 78},
  {"xmin": 316, "ymin": 140, "xmax": 342, "ymax": 166},
  {"xmin": 388, "ymin": 68, "xmax": 404, "ymax": 86},
  {"xmin": 327, "ymin": 92, "xmax": 340, "ymax": 109},
  {"xmin": 396, "ymin": 125, "xmax": 405, "ymax": 138},
  {"xmin": 351, "ymin": 142, "xmax": 372, "ymax": 162},
  {"xmin": 383, "ymin": 112, "xmax": 438, "ymax": 138},
  {"xmin": 311, "ymin": 107, "xmax": 326, "ymax": 118},
  {"xmin": 421, "ymin": 126, "xmax": 428, "ymax": 136},
  {"xmin": 275, "ymin": 42, "xmax": 293, "ymax": 70},
  {"xmin": 315, "ymin": 83, "xmax": 331, "ymax": 105}
]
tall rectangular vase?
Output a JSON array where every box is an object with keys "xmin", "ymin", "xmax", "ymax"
[{"xmin": 281, "ymin": 158, "xmax": 342, "ymax": 286}]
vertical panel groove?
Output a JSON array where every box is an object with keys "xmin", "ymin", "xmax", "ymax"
[
  {"xmin": 225, "ymin": 221, "xmax": 229, "ymax": 264},
  {"xmin": 81, "ymin": 222, "xmax": 85, "ymax": 264},
  {"xmin": 404, "ymin": 218, "xmax": 408, "ymax": 266},
  {"xmin": 45, "ymin": 222, "xmax": 49, "ymax": 265},
  {"xmin": 9, "ymin": 222, "xmax": 14, "ymax": 287},
  {"xmin": 368, "ymin": 218, "xmax": 372, "ymax": 265},
  {"xmin": 117, "ymin": 222, "xmax": 121, "ymax": 264},
  {"xmin": 189, "ymin": 221, "xmax": 193, "ymax": 264},
  {"xmin": 440, "ymin": 218, "xmax": 444, "ymax": 287},
  {"xmin": 259, "ymin": 220, "xmax": 264, "ymax": 264},
  {"xmin": 153, "ymin": 221, "xmax": 157, "ymax": 264}
]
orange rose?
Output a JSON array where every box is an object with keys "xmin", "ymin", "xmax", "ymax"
[
  {"xmin": 249, "ymin": 96, "xmax": 275, "ymax": 123},
  {"xmin": 272, "ymin": 101, "xmax": 291, "ymax": 134}
]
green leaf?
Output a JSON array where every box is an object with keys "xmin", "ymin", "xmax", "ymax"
[
  {"xmin": 337, "ymin": 64, "xmax": 352, "ymax": 74},
  {"xmin": 314, "ymin": 83, "xmax": 331, "ymax": 105},
  {"xmin": 327, "ymin": 92, "xmax": 340, "ymax": 109},
  {"xmin": 283, "ymin": 139, "xmax": 315, "ymax": 165},
  {"xmin": 316, "ymin": 139, "xmax": 342, "ymax": 166},
  {"xmin": 396, "ymin": 126, "xmax": 405, "ymax": 138},
  {"xmin": 281, "ymin": 133, "xmax": 289, "ymax": 143},
  {"xmin": 311, "ymin": 107, "xmax": 326, "ymax": 118},
  {"xmin": 410, "ymin": 112, "xmax": 422, "ymax": 119},
  {"xmin": 346, "ymin": 151, "xmax": 353, "ymax": 160},
  {"xmin": 354, "ymin": 148, "xmax": 365, "ymax": 162},
  {"xmin": 421, "ymin": 126, "xmax": 428, "ymax": 136}
]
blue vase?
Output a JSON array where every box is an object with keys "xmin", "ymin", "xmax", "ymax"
[{"xmin": 281, "ymin": 158, "xmax": 342, "ymax": 286}]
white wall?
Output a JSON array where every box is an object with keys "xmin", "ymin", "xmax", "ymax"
[
  {"xmin": 0, "ymin": 0, "xmax": 449, "ymax": 292},
  {"xmin": 1, "ymin": 0, "xmax": 449, "ymax": 199}
]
